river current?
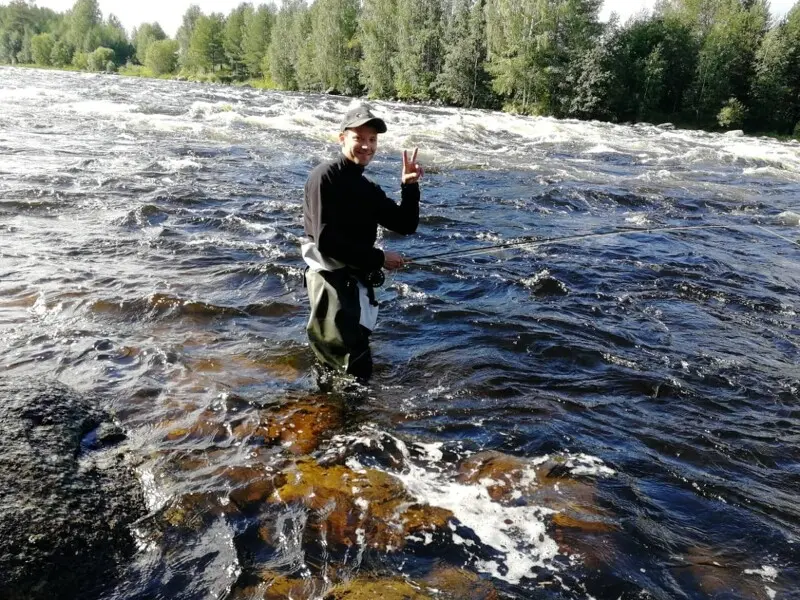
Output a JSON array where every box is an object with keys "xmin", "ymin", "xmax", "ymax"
[{"xmin": 1, "ymin": 66, "xmax": 799, "ymax": 599}]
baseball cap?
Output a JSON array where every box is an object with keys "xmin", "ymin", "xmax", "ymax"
[{"xmin": 340, "ymin": 105, "xmax": 387, "ymax": 133}]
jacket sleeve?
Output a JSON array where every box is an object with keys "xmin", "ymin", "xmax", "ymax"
[
  {"xmin": 374, "ymin": 182, "xmax": 420, "ymax": 235},
  {"xmin": 307, "ymin": 172, "xmax": 385, "ymax": 272}
]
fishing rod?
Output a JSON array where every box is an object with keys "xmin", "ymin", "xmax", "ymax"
[{"xmin": 408, "ymin": 223, "xmax": 799, "ymax": 264}]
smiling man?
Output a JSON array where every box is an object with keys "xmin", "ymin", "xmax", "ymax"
[{"xmin": 301, "ymin": 104, "xmax": 423, "ymax": 381}]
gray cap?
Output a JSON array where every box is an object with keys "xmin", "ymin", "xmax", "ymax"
[{"xmin": 340, "ymin": 105, "xmax": 387, "ymax": 133}]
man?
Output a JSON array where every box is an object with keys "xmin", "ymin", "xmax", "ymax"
[{"xmin": 302, "ymin": 105, "xmax": 423, "ymax": 381}]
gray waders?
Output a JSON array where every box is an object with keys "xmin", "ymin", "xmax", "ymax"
[{"xmin": 305, "ymin": 269, "xmax": 374, "ymax": 380}]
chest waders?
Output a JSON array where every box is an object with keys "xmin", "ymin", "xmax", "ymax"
[{"xmin": 304, "ymin": 267, "xmax": 382, "ymax": 381}]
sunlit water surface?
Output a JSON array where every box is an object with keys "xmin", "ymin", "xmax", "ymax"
[{"xmin": 1, "ymin": 66, "xmax": 799, "ymax": 599}]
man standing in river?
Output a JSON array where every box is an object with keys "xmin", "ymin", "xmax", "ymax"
[{"xmin": 302, "ymin": 104, "xmax": 423, "ymax": 381}]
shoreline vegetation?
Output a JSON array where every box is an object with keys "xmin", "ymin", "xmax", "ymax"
[{"xmin": 1, "ymin": 0, "xmax": 799, "ymax": 140}]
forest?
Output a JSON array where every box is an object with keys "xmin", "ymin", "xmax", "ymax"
[{"xmin": 1, "ymin": 0, "xmax": 798, "ymax": 136}]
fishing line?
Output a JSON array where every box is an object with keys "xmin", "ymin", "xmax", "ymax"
[
  {"xmin": 409, "ymin": 225, "xmax": 731, "ymax": 263},
  {"xmin": 751, "ymin": 224, "xmax": 800, "ymax": 248},
  {"xmin": 408, "ymin": 223, "xmax": 799, "ymax": 264}
]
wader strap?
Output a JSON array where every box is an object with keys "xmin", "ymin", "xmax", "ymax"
[{"xmin": 350, "ymin": 270, "xmax": 378, "ymax": 307}]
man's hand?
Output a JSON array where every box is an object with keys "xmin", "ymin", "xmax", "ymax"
[
  {"xmin": 402, "ymin": 148, "xmax": 423, "ymax": 185},
  {"xmin": 383, "ymin": 250, "xmax": 405, "ymax": 270}
]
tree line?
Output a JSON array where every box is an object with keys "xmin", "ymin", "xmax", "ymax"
[{"xmin": 1, "ymin": 0, "xmax": 798, "ymax": 136}]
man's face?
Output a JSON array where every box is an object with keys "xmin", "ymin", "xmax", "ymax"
[{"xmin": 340, "ymin": 124, "xmax": 379, "ymax": 166}]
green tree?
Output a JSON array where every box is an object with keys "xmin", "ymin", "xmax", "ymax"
[
  {"xmin": 99, "ymin": 14, "xmax": 133, "ymax": 65},
  {"xmin": 87, "ymin": 45, "xmax": 114, "ymax": 71},
  {"xmin": 186, "ymin": 13, "xmax": 225, "ymax": 73},
  {"xmin": 72, "ymin": 51, "xmax": 88, "ymax": 69},
  {"xmin": 266, "ymin": 0, "xmax": 307, "ymax": 89},
  {"xmin": 68, "ymin": 0, "xmax": 102, "ymax": 53},
  {"xmin": 15, "ymin": 27, "xmax": 33, "ymax": 63},
  {"xmin": 568, "ymin": 41, "xmax": 615, "ymax": 119},
  {"xmin": 436, "ymin": 0, "xmax": 493, "ymax": 107},
  {"xmin": 294, "ymin": 7, "xmax": 317, "ymax": 90},
  {"xmin": 750, "ymin": 3, "xmax": 800, "ymax": 133},
  {"xmin": 393, "ymin": 0, "xmax": 444, "ymax": 99},
  {"xmin": 145, "ymin": 38, "xmax": 179, "ymax": 75},
  {"xmin": 485, "ymin": 0, "xmax": 550, "ymax": 113},
  {"xmin": 548, "ymin": 0, "xmax": 604, "ymax": 116},
  {"xmin": 717, "ymin": 96, "xmax": 745, "ymax": 127},
  {"xmin": 242, "ymin": 4, "xmax": 274, "ymax": 77},
  {"xmin": 133, "ymin": 22, "xmax": 166, "ymax": 65},
  {"xmin": 484, "ymin": 0, "xmax": 604, "ymax": 114},
  {"xmin": 30, "ymin": 31, "xmax": 55, "ymax": 65},
  {"xmin": 597, "ymin": 15, "xmax": 697, "ymax": 121},
  {"xmin": 50, "ymin": 39, "xmax": 73, "ymax": 66},
  {"xmin": 177, "ymin": 4, "xmax": 202, "ymax": 70},
  {"xmin": 0, "ymin": 0, "xmax": 45, "ymax": 64},
  {"xmin": 223, "ymin": 3, "xmax": 250, "ymax": 79},
  {"xmin": 358, "ymin": 0, "xmax": 398, "ymax": 97},
  {"xmin": 311, "ymin": 0, "xmax": 361, "ymax": 93},
  {"xmin": 0, "ymin": 29, "xmax": 23, "ymax": 64},
  {"xmin": 661, "ymin": 0, "xmax": 769, "ymax": 125}
]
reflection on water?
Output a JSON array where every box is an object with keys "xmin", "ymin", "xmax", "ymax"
[{"xmin": 0, "ymin": 66, "xmax": 798, "ymax": 599}]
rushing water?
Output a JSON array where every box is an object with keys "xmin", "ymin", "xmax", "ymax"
[{"xmin": 1, "ymin": 66, "xmax": 799, "ymax": 600}]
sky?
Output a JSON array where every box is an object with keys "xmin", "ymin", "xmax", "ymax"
[{"xmin": 4, "ymin": 0, "xmax": 798, "ymax": 37}]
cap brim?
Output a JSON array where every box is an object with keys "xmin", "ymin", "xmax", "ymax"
[{"xmin": 344, "ymin": 117, "xmax": 387, "ymax": 134}]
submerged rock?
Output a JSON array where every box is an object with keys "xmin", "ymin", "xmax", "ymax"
[
  {"xmin": 422, "ymin": 567, "xmax": 500, "ymax": 600},
  {"xmin": 265, "ymin": 457, "xmax": 453, "ymax": 553},
  {"xmin": 0, "ymin": 379, "xmax": 145, "ymax": 600},
  {"xmin": 681, "ymin": 546, "xmax": 780, "ymax": 599},
  {"xmin": 456, "ymin": 450, "xmax": 619, "ymax": 564},
  {"xmin": 252, "ymin": 395, "xmax": 345, "ymax": 455},
  {"xmin": 324, "ymin": 577, "xmax": 432, "ymax": 600}
]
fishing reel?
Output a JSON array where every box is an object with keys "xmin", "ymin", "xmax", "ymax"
[{"xmin": 366, "ymin": 269, "xmax": 385, "ymax": 288}]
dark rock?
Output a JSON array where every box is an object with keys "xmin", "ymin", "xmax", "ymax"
[{"xmin": 0, "ymin": 380, "xmax": 145, "ymax": 600}]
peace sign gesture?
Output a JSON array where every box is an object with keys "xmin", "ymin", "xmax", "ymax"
[{"xmin": 401, "ymin": 148, "xmax": 423, "ymax": 185}]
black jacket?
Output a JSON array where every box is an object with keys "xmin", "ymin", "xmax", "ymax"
[{"xmin": 303, "ymin": 154, "xmax": 420, "ymax": 273}]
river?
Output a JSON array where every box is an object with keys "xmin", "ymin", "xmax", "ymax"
[{"xmin": 1, "ymin": 66, "xmax": 798, "ymax": 599}]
